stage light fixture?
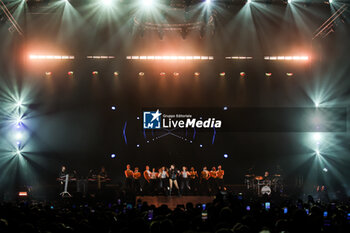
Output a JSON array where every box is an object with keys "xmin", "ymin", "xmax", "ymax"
[
  {"xmin": 137, "ymin": 144, "xmax": 140, "ymax": 148},
  {"xmin": 264, "ymin": 56, "xmax": 308, "ymax": 61},
  {"xmin": 286, "ymin": 72, "xmax": 294, "ymax": 77},
  {"xmin": 224, "ymin": 154, "xmax": 228, "ymax": 158},
  {"xmin": 265, "ymin": 72, "xmax": 272, "ymax": 77},
  {"xmin": 323, "ymin": 168, "xmax": 328, "ymax": 172},
  {"xmin": 16, "ymin": 149, "xmax": 22, "ymax": 156},
  {"xmin": 16, "ymin": 100, "xmax": 23, "ymax": 108},
  {"xmin": 45, "ymin": 71, "xmax": 52, "ymax": 77},
  {"xmin": 329, "ymin": 0, "xmax": 333, "ymax": 3},
  {"xmin": 288, "ymin": 0, "xmax": 292, "ymax": 3},
  {"xmin": 240, "ymin": 72, "xmax": 246, "ymax": 78},
  {"xmin": 143, "ymin": 0, "xmax": 153, "ymax": 7},
  {"xmin": 219, "ymin": 72, "xmax": 225, "ymax": 78},
  {"xmin": 110, "ymin": 153, "xmax": 116, "ymax": 158},
  {"xmin": 200, "ymin": 144, "xmax": 203, "ymax": 148},
  {"xmin": 114, "ymin": 72, "xmax": 119, "ymax": 77},
  {"xmin": 247, "ymin": 0, "xmax": 252, "ymax": 3},
  {"xmin": 67, "ymin": 71, "xmax": 74, "ymax": 78},
  {"xmin": 160, "ymin": 72, "xmax": 166, "ymax": 77},
  {"xmin": 139, "ymin": 72, "xmax": 145, "ymax": 77},
  {"xmin": 111, "ymin": 106, "xmax": 116, "ymax": 111},
  {"xmin": 173, "ymin": 72, "xmax": 180, "ymax": 77},
  {"xmin": 194, "ymin": 72, "xmax": 200, "ymax": 78},
  {"xmin": 15, "ymin": 132, "xmax": 23, "ymax": 140},
  {"xmin": 225, "ymin": 56, "xmax": 253, "ymax": 60},
  {"xmin": 205, "ymin": 0, "xmax": 211, "ymax": 5},
  {"xmin": 223, "ymin": 106, "xmax": 228, "ymax": 111},
  {"xmin": 18, "ymin": 192, "xmax": 28, "ymax": 197},
  {"xmin": 313, "ymin": 133, "xmax": 321, "ymax": 145},
  {"xmin": 29, "ymin": 54, "xmax": 74, "ymax": 60},
  {"xmin": 101, "ymin": 0, "xmax": 112, "ymax": 6}
]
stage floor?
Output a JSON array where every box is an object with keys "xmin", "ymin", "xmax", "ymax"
[{"xmin": 136, "ymin": 195, "xmax": 215, "ymax": 209}]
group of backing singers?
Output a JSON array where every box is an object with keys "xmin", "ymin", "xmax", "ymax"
[{"xmin": 124, "ymin": 164, "xmax": 225, "ymax": 195}]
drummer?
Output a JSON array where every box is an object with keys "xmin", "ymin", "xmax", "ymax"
[
  {"xmin": 263, "ymin": 171, "xmax": 271, "ymax": 185},
  {"xmin": 264, "ymin": 171, "xmax": 270, "ymax": 179}
]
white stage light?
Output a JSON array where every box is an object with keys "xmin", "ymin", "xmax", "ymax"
[
  {"xmin": 143, "ymin": 0, "xmax": 153, "ymax": 7},
  {"xmin": 15, "ymin": 132, "xmax": 23, "ymax": 140},
  {"xmin": 101, "ymin": 0, "xmax": 112, "ymax": 6},
  {"xmin": 313, "ymin": 133, "xmax": 321, "ymax": 142},
  {"xmin": 16, "ymin": 100, "xmax": 23, "ymax": 108}
]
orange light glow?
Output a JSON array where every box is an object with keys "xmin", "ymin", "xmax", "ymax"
[
  {"xmin": 18, "ymin": 192, "xmax": 28, "ymax": 197},
  {"xmin": 29, "ymin": 54, "xmax": 75, "ymax": 60},
  {"xmin": 126, "ymin": 56, "xmax": 214, "ymax": 60},
  {"xmin": 264, "ymin": 55, "xmax": 309, "ymax": 61}
]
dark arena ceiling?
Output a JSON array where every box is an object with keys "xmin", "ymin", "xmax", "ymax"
[{"xmin": 0, "ymin": 0, "xmax": 350, "ymax": 198}]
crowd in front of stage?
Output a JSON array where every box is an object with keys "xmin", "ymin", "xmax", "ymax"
[
  {"xmin": 1, "ymin": 193, "xmax": 349, "ymax": 233},
  {"xmin": 124, "ymin": 164, "xmax": 225, "ymax": 196}
]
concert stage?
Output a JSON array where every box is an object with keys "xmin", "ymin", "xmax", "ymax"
[{"xmin": 136, "ymin": 196, "xmax": 215, "ymax": 209}]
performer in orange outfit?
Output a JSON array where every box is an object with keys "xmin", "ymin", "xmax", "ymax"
[
  {"xmin": 216, "ymin": 165, "xmax": 225, "ymax": 191},
  {"xmin": 209, "ymin": 167, "xmax": 218, "ymax": 194},
  {"xmin": 124, "ymin": 164, "xmax": 133, "ymax": 191},
  {"xmin": 143, "ymin": 165, "xmax": 151, "ymax": 195},
  {"xmin": 133, "ymin": 167, "xmax": 142, "ymax": 194}
]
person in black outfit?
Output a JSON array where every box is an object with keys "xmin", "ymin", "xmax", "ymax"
[
  {"xmin": 169, "ymin": 164, "xmax": 180, "ymax": 196},
  {"xmin": 59, "ymin": 165, "xmax": 67, "ymax": 192}
]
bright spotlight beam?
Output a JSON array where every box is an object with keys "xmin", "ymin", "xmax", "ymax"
[
  {"xmin": 143, "ymin": 0, "xmax": 153, "ymax": 7},
  {"xmin": 101, "ymin": 0, "xmax": 112, "ymax": 6},
  {"xmin": 16, "ymin": 149, "xmax": 22, "ymax": 156},
  {"xmin": 16, "ymin": 100, "xmax": 23, "ymax": 108}
]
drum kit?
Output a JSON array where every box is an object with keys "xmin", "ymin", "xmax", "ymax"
[{"xmin": 244, "ymin": 173, "xmax": 283, "ymax": 195}]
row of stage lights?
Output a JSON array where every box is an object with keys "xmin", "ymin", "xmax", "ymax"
[
  {"xmin": 43, "ymin": 71, "xmax": 294, "ymax": 78},
  {"xmin": 29, "ymin": 54, "xmax": 310, "ymax": 61},
  {"xmin": 56, "ymin": 0, "xmax": 336, "ymax": 7}
]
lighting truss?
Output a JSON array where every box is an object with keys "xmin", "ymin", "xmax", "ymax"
[
  {"xmin": 312, "ymin": 4, "xmax": 348, "ymax": 40},
  {"xmin": 0, "ymin": 0, "xmax": 23, "ymax": 36}
]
